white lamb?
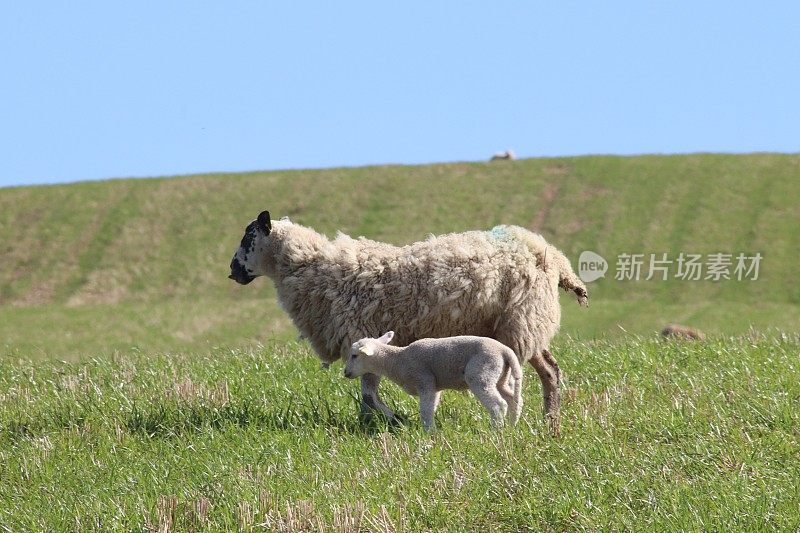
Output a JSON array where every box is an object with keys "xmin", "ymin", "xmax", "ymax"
[{"xmin": 344, "ymin": 331, "xmax": 523, "ymax": 430}]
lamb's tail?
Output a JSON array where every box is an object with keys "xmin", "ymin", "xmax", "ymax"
[{"xmin": 501, "ymin": 349, "xmax": 524, "ymax": 424}]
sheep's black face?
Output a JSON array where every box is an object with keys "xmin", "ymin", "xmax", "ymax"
[
  {"xmin": 228, "ymin": 211, "xmax": 271, "ymax": 285},
  {"xmin": 229, "ymin": 254, "xmax": 256, "ymax": 285}
]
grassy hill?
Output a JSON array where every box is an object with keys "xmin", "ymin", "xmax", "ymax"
[
  {"xmin": 1, "ymin": 154, "xmax": 799, "ymax": 529},
  {"xmin": 1, "ymin": 153, "xmax": 798, "ymax": 358}
]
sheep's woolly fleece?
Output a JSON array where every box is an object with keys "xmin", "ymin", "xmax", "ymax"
[{"xmin": 259, "ymin": 220, "xmax": 588, "ymax": 364}]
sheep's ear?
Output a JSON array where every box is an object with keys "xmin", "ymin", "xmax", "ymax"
[
  {"xmin": 358, "ymin": 345, "xmax": 374, "ymax": 356},
  {"xmin": 377, "ymin": 331, "xmax": 394, "ymax": 345},
  {"xmin": 256, "ymin": 211, "xmax": 272, "ymax": 234}
]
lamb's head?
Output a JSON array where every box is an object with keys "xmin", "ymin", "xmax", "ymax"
[
  {"xmin": 344, "ymin": 331, "xmax": 395, "ymax": 379},
  {"xmin": 229, "ymin": 210, "xmax": 275, "ymax": 285}
]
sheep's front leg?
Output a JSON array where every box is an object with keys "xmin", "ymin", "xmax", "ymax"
[
  {"xmin": 418, "ymin": 389, "xmax": 441, "ymax": 431},
  {"xmin": 359, "ymin": 373, "xmax": 404, "ymax": 425},
  {"xmin": 530, "ymin": 349, "xmax": 561, "ymax": 435}
]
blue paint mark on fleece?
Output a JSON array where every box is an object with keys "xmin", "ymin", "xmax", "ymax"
[{"xmin": 487, "ymin": 225, "xmax": 515, "ymax": 245}]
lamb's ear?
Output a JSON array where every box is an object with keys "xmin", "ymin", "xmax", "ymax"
[
  {"xmin": 358, "ymin": 345, "xmax": 375, "ymax": 356},
  {"xmin": 377, "ymin": 331, "xmax": 395, "ymax": 345},
  {"xmin": 256, "ymin": 211, "xmax": 272, "ymax": 234}
]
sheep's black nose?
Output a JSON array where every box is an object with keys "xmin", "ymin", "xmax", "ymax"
[{"xmin": 229, "ymin": 260, "xmax": 256, "ymax": 284}]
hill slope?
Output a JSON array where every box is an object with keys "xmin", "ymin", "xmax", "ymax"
[{"xmin": 1, "ymin": 153, "xmax": 798, "ymax": 357}]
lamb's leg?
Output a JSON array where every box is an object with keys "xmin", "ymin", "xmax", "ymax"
[
  {"xmin": 529, "ymin": 349, "xmax": 561, "ymax": 435},
  {"xmin": 497, "ymin": 381, "xmax": 521, "ymax": 424},
  {"xmin": 471, "ymin": 385, "xmax": 508, "ymax": 428},
  {"xmin": 497, "ymin": 366, "xmax": 518, "ymax": 422},
  {"xmin": 359, "ymin": 373, "xmax": 404, "ymax": 425},
  {"xmin": 418, "ymin": 389, "xmax": 441, "ymax": 432}
]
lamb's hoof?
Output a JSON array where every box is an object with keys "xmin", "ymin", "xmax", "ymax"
[
  {"xmin": 358, "ymin": 402, "xmax": 378, "ymax": 426},
  {"xmin": 358, "ymin": 402, "xmax": 407, "ymax": 428},
  {"xmin": 358, "ymin": 410, "xmax": 374, "ymax": 426},
  {"xmin": 388, "ymin": 412, "xmax": 409, "ymax": 428}
]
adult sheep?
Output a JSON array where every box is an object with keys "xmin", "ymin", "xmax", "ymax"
[
  {"xmin": 490, "ymin": 150, "xmax": 516, "ymax": 161},
  {"xmin": 228, "ymin": 211, "xmax": 588, "ymax": 431}
]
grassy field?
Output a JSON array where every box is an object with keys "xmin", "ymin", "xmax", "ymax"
[
  {"xmin": 1, "ymin": 336, "xmax": 798, "ymax": 530},
  {"xmin": 1, "ymin": 153, "xmax": 798, "ymax": 358},
  {"xmin": 1, "ymin": 154, "xmax": 798, "ymax": 529}
]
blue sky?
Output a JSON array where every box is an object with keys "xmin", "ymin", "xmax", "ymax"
[{"xmin": 1, "ymin": 2, "xmax": 798, "ymax": 187}]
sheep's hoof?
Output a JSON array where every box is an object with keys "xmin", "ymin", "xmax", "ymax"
[{"xmin": 545, "ymin": 413, "xmax": 561, "ymax": 437}]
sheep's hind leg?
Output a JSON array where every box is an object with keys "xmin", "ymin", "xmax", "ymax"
[
  {"xmin": 530, "ymin": 349, "xmax": 561, "ymax": 436},
  {"xmin": 359, "ymin": 373, "xmax": 405, "ymax": 426}
]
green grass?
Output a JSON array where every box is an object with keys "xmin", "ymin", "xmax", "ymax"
[
  {"xmin": 1, "ymin": 336, "xmax": 798, "ymax": 530},
  {"xmin": 1, "ymin": 153, "xmax": 798, "ymax": 359},
  {"xmin": 1, "ymin": 154, "xmax": 799, "ymax": 529}
]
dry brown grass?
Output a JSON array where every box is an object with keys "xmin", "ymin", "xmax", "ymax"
[
  {"xmin": 530, "ymin": 181, "xmax": 562, "ymax": 232},
  {"xmin": 168, "ymin": 378, "xmax": 231, "ymax": 405}
]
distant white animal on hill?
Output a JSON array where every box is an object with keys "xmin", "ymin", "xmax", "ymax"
[
  {"xmin": 229, "ymin": 211, "xmax": 587, "ymax": 432},
  {"xmin": 490, "ymin": 150, "xmax": 516, "ymax": 161},
  {"xmin": 345, "ymin": 331, "xmax": 523, "ymax": 430}
]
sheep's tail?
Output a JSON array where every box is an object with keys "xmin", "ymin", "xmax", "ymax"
[
  {"xmin": 505, "ymin": 226, "xmax": 588, "ymax": 307},
  {"xmin": 550, "ymin": 247, "xmax": 589, "ymax": 307},
  {"xmin": 501, "ymin": 349, "xmax": 524, "ymax": 424}
]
